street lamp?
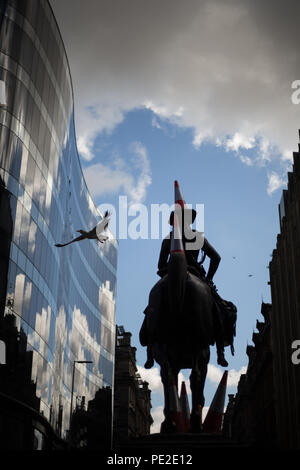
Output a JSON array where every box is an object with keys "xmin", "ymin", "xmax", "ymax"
[{"xmin": 69, "ymin": 360, "xmax": 93, "ymax": 446}]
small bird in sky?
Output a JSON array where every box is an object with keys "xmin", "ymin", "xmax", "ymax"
[
  {"xmin": 232, "ymin": 256, "xmax": 236, "ymax": 259},
  {"xmin": 55, "ymin": 211, "xmax": 111, "ymax": 247},
  {"xmin": 248, "ymin": 274, "xmax": 254, "ymax": 277}
]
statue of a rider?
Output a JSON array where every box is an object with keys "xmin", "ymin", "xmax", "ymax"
[{"xmin": 141, "ymin": 184, "xmax": 236, "ymax": 370}]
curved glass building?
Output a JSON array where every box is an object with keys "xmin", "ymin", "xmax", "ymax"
[{"xmin": 0, "ymin": 0, "xmax": 117, "ymax": 449}]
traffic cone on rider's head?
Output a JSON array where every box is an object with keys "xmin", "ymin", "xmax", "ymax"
[
  {"xmin": 174, "ymin": 180, "xmax": 186, "ymax": 209},
  {"xmin": 170, "ymin": 180, "xmax": 186, "ymax": 254},
  {"xmin": 169, "ymin": 377, "xmax": 185, "ymax": 433},
  {"xmin": 179, "ymin": 381, "xmax": 190, "ymax": 432},
  {"xmin": 203, "ymin": 370, "xmax": 228, "ymax": 434},
  {"xmin": 170, "ymin": 211, "xmax": 185, "ymax": 254}
]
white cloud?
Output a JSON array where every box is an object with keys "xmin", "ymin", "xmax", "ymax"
[
  {"xmin": 83, "ymin": 141, "xmax": 151, "ymax": 204},
  {"xmin": 137, "ymin": 366, "xmax": 163, "ymax": 394},
  {"xmin": 150, "ymin": 405, "xmax": 164, "ymax": 434},
  {"xmin": 51, "ymin": 0, "xmax": 300, "ymax": 194},
  {"xmin": 225, "ymin": 133, "xmax": 255, "ymax": 153},
  {"xmin": 207, "ymin": 364, "xmax": 247, "ymax": 387},
  {"xmin": 227, "ymin": 367, "xmax": 247, "ymax": 387},
  {"xmin": 239, "ymin": 155, "xmax": 253, "ymax": 166},
  {"xmin": 282, "ymin": 149, "xmax": 294, "ymax": 162},
  {"xmin": 267, "ymin": 171, "xmax": 287, "ymax": 195},
  {"xmin": 137, "ymin": 365, "xmax": 191, "ymax": 396},
  {"xmin": 127, "ymin": 142, "xmax": 152, "ymax": 204},
  {"xmin": 75, "ymin": 104, "xmax": 125, "ymax": 161}
]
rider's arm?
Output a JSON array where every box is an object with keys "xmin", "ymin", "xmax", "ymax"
[{"xmin": 202, "ymin": 238, "xmax": 221, "ymax": 281}]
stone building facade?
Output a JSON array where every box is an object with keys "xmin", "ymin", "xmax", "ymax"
[{"xmin": 113, "ymin": 326, "xmax": 153, "ymax": 445}]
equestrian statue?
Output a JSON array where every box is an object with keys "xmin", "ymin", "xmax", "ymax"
[{"xmin": 139, "ymin": 181, "xmax": 237, "ymax": 433}]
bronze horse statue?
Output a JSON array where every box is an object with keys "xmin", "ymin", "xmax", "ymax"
[{"xmin": 140, "ymin": 212, "xmax": 216, "ymax": 433}]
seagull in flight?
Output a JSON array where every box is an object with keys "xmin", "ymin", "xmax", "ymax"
[
  {"xmin": 248, "ymin": 274, "xmax": 254, "ymax": 277},
  {"xmin": 55, "ymin": 211, "xmax": 111, "ymax": 247}
]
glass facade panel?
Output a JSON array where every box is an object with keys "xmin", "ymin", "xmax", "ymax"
[{"xmin": 0, "ymin": 0, "xmax": 118, "ymax": 442}]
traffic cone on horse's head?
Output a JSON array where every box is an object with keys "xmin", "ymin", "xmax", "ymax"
[
  {"xmin": 169, "ymin": 377, "xmax": 185, "ymax": 433},
  {"xmin": 203, "ymin": 370, "xmax": 228, "ymax": 434},
  {"xmin": 179, "ymin": 381, "xmax": 190, "ymax": 432}
]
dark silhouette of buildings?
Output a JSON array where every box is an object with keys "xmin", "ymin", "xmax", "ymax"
[
  {"xmin": 224, "ymin": 132, "xmax": 300, "ymax": 449},
  {"xmin": 269, "ymin": 136, "xmax": 300, "ymax": 449},
  {"xmin": 113, "ymin": 326, "xmax": 153, "ymax": 445},
  {"xmin": 69, "ymin": 387, "xmax": 112, "ymax": 451},
  {"xmin": 0, "ymin": 0, "xmax": 117, "ymax": 448},
  {"xmin": 223, "ymin": 303, "xmax": 276, "ymax": 448},
  {"xmin": 69, "ymin": 326, "xmax": 153, "ymax": 451}
]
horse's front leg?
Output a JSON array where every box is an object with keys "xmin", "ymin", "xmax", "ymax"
[
  {"xmin": 190, "ymin": 347, "xmax": 210, "ymax": 432},
  {"xmin": 160, "ymin": 361, "xmax": 179, "ymax": 434}
]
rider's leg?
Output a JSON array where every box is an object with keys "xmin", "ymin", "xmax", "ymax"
[
  {"xmin": 213, "ymin": 304, "xmax": 228, "ymax": 367},
  {"xmin": 216, "ymin": 339, "xmax": 228, "ymax": 367},
  {"xmin": 144, "ymin": 345, "xmax": 154, "ymax": 369}
]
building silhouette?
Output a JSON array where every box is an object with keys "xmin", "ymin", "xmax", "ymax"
[
  {"xmin": 113, "ymin": 326, "xmax": 153, "ymax": 445},
  {"xmin": 269, "ymin": 135, "xmax": 300, "ymax": 449},
  {"xmin": 223, "ymin": 303, "xmax": 276, "ymax": 448},
  {"xmin": 224, "ymin": 132, "xmax": 300, "ymax": 449},
  {"xmin": 68, "ymin": 326, "xmax": 153, "ymax": 451},
  {"xmin": 0, "ymin": 0, "xmax": 117, "ymax": 449},
  {"xmin": 69, "ymin": 386, "xmax": 113, "ymax": 451}
]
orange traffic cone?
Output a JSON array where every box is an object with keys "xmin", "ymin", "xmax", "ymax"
[
  {"xmin": 203, "ymin": 370, "xmax": 228, "ymax": 434},
  {"xmin": 174, "ymin": 180, "xmax": 186, "ymax": 209},
  {"xmin": 179, "ymin": 381, "xmax": 190, "ymax": 432},
  {"xmin": 169, "ymin": 377, "xmax": 185, "ymax": 433},
  {"xmin": 171, "ymin": 179, "xmax": 197, "ymax": 239},
  {"xmin": 170, "ymin": 210, "xmax": 185, "ymax": 254},
  {"xmin": 171, "ymin": 180, "xmax": 189, "ymax": 254}
]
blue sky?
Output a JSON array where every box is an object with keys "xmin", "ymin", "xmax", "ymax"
[{"xmin": 51, "ymin": 0, "xmax": 300, "ymax": 431}]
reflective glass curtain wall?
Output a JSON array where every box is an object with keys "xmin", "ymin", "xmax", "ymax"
[{"xmin": 0, "ymin": 0, "xmax": 117, "ymax": 444}]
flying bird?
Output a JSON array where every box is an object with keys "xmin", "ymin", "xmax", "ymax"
[
  {"xmin": 55, "ymin": 211, "xmax": 111, "ymax": 247},
  {"xmin": 248, "ymin": 274, "xmax": 254, "ymax": 277}
]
